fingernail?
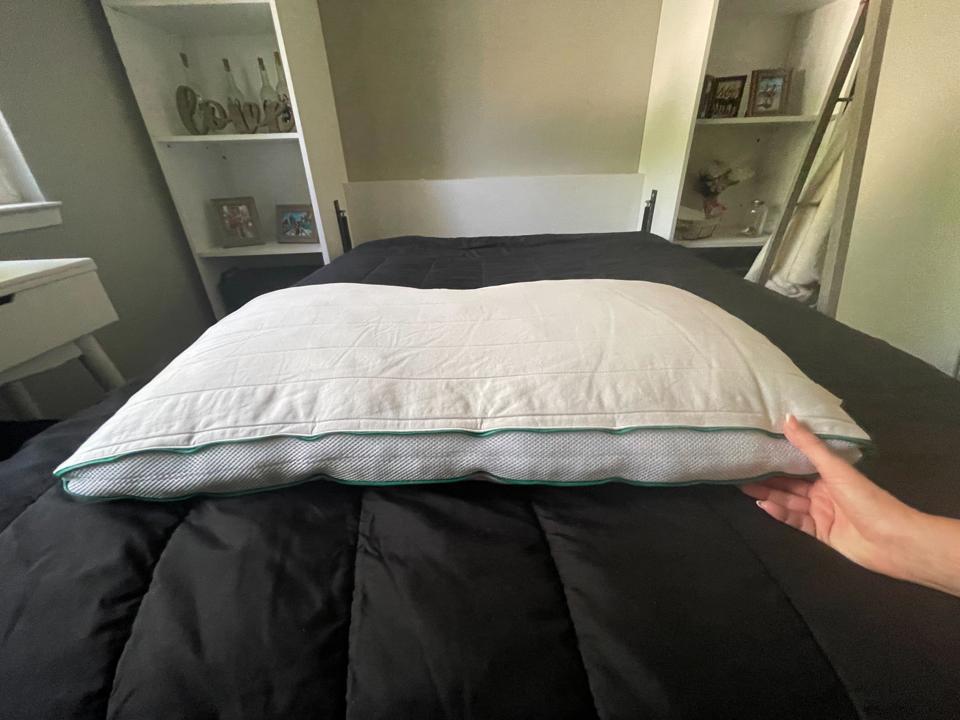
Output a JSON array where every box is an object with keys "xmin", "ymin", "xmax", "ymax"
[
  {"xmin": 756, "ymin": 500, "xmax": 764, "ymax": 508},
  {"xmin": 785, "ymin": 413, "xmax": 796, "ymax": 428}
]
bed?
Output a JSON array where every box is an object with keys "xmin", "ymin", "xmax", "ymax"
[{"xmin": 1, "ymin": 232, "xmax": 958, "ymax": 719}]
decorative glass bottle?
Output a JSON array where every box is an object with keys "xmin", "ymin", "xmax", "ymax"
[
  {"xmin": 179, "ymin": 52, "xmax": 203, "ymax": 99},
  {"xmin": 742, "ymin": 199, "xmax": 769, "ymax": 236},
  {"xmin": 257, "ymin": 56, "xmax": 279, "ymax": 104},
  {"xmin": 176, "ymin": 52, "xmax": 206, "ymax": 135},
  {"xmin": 221, "ymin": 58, "xmax": 246, "ymax": 106},
  {"xmin": 274, "ymin": 51, "xmax": 289, "ymax": 101},
  {"xmin": 273, "ymin": 51, "xmax": 294, "ymax": 129}
]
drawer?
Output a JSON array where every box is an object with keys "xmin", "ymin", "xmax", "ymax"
[{"xmin": 0, "ymin": 270, "xmax": 118, "ymax": 372}]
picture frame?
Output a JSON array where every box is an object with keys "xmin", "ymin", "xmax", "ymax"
[
  {"xmin": 211, "ymin": 196, "xmax": 262, "ymax": 247},
  {"xmin": 697, "ymin": 74, "xmax": 716, "ymax": 119},
  {"xmin": 709, "ymin": 75, "xmax": 747, "ymax": 119},
  {"xmin": 276, "ymin": 204, "xmax": 319, "ymax": 243},
  {"xmin": 747, "ymin": 68, "xmax": 793, "ymax": 117}
]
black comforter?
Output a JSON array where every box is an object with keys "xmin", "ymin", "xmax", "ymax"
[{"xmin": 2, "ymin": 233, "xmax": 958, "ymax": 719}]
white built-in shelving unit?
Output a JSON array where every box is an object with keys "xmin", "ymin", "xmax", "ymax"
[
  {"xmin": 102, "ymin": 0, "xmax": 348, "ymax": 318},
  {"xmin": 102, "ymin": 0, "xmax": 866, "ymax": 308},
  {"xmin": 638, "ymin": 0, "xmax": 860, "ymax": 248}
]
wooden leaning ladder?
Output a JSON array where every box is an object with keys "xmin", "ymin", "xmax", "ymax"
[{"xmin": 752, "ymin": 0, "xmax": 893, "ymax": 317}]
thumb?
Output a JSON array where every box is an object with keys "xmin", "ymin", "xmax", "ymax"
[{"xmin": 783, "ymin": 414, "xmax": 850, "ymax": 479}]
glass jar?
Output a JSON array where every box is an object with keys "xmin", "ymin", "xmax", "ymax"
[{"xmin": 742, "ymin": 200, "xmax": 769, "ymax": 236}]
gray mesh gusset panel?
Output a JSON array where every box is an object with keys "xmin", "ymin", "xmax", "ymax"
[{"xmin": 63, "ymin": 430, "xmax": 862, "ymax": 499}]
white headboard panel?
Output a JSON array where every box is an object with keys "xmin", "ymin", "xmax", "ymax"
[{"xmin": 343, "ymin": 174, "xmax": 646, "ymax": 245}]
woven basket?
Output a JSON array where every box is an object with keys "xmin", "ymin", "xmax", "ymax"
[{"xmin": 675, "ymin": 206, "xmax": 721, "ymax": 241}]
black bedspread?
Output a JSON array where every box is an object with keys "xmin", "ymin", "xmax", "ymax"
[{"xmin": 2, "ymin": 233, "xmax": 958, "ymax": 719}]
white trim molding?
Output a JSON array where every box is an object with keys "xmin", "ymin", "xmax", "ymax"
[{"xmin": 0, "ymin": 201, "xmax": 63, "ymax": 235}]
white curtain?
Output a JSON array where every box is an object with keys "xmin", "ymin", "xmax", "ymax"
[
  {"xmin": 0, "ymin": 161, "xmax": 23, "ymax": 204},
  {"xmin": 0, "ymin": 110, "xmax": 26, "ymax": 204},
  {"xmin": 746, "ymin": 107, "xmax": 853, "ymax": 303}
]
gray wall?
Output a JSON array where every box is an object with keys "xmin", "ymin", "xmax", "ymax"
[
  {"xmin": 319, "ymin": 0, "xmax": 662, "ymax": 181},
  {"xmin": 0, "ymin": 0, "xmax": 212, "ymax": 418}
]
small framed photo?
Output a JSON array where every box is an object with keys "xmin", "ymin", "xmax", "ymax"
[
  {"xmin": 747, "ymin": 69, "xmax": 793, "ymax": 116},
  {"xmin": 697, "ymin": 74, "xmax": 716, "ymax": 119},
  {"xmin": 212, "ymin": 196, "xmax": 262, "ymax": 247},
  {"xmin": 709, "ymin": 75, "xmax": 747, "ymax": 118},
  {"xmin": 276, "ymin": 204, "xmax": 318, "ymax": 243}
]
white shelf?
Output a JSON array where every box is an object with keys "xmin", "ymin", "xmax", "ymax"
[
  {"xmin": 105, "ymin": 1, "xmax": 274, "ymax": 36},
  {"xmin": 676, "ymin": 233, "xmax": 769, "ymax": 249},
  {"xmin": 696, "ymin": 115, "xmax": 817, "ymax": 126},
  {"xmin": 197, "ymin": 242, "xmax": 324, "ymax": 258},
  {"xmin": 721, "ymin": 0, "xmax": 841, "ymax": 15},
  {"xmin": 155, "ymin": 133, "xmax": 300, "ymax": 145}
]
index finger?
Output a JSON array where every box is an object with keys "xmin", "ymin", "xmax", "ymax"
[{"xmin": 783, "ymin": 414, "xmax": 851, "ymax": 478}]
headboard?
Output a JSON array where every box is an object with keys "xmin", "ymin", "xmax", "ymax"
[{"xmin": 343, "ymin": 174, "xmax": 646, "ymax": 245}]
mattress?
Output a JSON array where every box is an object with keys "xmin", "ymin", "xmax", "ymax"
[{"xmin": 1, "ymin": 232, "xmax": 959, "ymax": 719}]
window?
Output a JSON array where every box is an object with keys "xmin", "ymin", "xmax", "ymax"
[{"xmin": 0, "ymin": 108, "xmax": 61, "ymax": 234}]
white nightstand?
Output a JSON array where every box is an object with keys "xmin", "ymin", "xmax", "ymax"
[{"xmin": 0, "ymin": 258, "xmax": 124, "ymax": 419}]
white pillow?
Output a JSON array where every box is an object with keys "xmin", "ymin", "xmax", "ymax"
[{"xmin": 55, "ymin": 280, "xmax": 870, "ymax": 500}]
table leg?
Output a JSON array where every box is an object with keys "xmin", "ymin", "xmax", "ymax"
[
  {"xmin": 76, "ymin": 335, "xmax": 125, "ymax": 391},
  {"xmin": 0, "ymin": 380, "xmax": 43, "ymax": 421}
]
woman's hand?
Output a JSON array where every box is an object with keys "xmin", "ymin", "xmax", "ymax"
[{"xmin": 741, "ymin": 415, "xmax": 960, "ymax": 597}]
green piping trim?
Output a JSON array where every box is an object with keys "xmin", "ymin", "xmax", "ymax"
[
  {"xmin": 54, "ymin": 424, "xmax": 873, "ymax": 478},
  {"xmin": 61, "ymin": 469, "xmax": 822, "ymax": 504}
]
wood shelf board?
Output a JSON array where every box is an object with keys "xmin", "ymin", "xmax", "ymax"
[
  {"xmin": 696, "ymin": 115, "xmax": 817, "ymax": 126},
  {"xmin": 675, "ymin": 233, "xmax": 769, "ymax": 249},
  {"xmin": 197, "ymin": 242, "xmax": 324, "ymax": 258},
  {"xmin": 105, "ymin": 1, "xmax": 273, "ymax": 37},
  {"xmin": 155, "ymin": 133, "xmax": 300, "ymax": 145}
]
